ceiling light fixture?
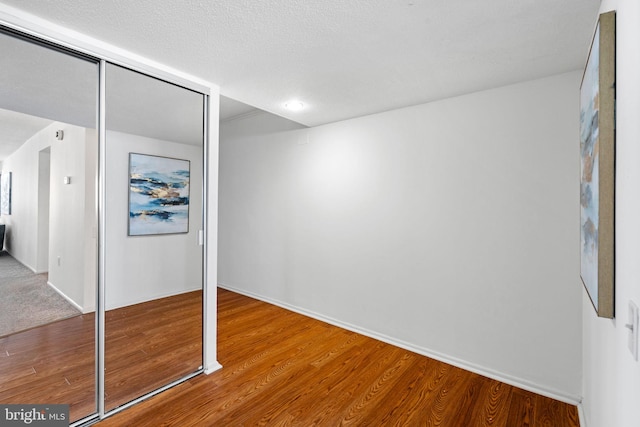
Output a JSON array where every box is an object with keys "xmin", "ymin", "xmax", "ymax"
[{"xmin": 284, "ymin": 100, "xmax": 304, "ymax": 112}]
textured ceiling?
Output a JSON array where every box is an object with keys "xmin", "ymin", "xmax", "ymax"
[{"xmin": 0, "ymin": 0, "xmax": 599, "ymax": 126}]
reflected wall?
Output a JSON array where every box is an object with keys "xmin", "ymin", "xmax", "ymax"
[
  {"xmin": 0, "ymin": 29, "xmax": 99, "ymax": 424},
  {"xmin": 103, "ymin": 64, "xmax": 204, "ymax": 412}
]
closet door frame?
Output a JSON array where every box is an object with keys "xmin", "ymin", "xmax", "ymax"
[
  {"xmin": 0, "ymin": 9, "xmax": 220, "ymax": 426},
  {"xmin": 98, "ymin": 61, "xmax": 209, "ymax": 418}
]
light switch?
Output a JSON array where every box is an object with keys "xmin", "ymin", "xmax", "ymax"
[{"xmin": 627, "ymin": 301, "xmax": 638, "ymax": 361}]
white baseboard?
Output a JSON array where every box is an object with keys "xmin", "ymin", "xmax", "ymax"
[
  {"xmin": 47, "ymin": 281, "xmax": 84, "ymax": 313},
  {"xmin": 578, "ymin": 402, "xmax": 587, "ymax": 427},
  {"xmin": 204, "ymin": 361, "xmax": 223, "ymax": 375},
  {"xmin": 218, "ymin": 283, "xmax": 582, "ymax": 406},
  {"xmin": 4, "ymin": 250, "xmax": 44, "ymax": 274}
]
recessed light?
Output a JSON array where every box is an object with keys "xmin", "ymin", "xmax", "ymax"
[{"xmin": 284, "ymin": 100, "xmax": 304, "ymax": 111}]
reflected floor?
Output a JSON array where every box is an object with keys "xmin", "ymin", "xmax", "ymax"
[
  {"xmin": 104, "ymin": 290, "xmax": 203, "ymax": 411},
  {"xmin": 0, "ymin": 252, "xmax": 81, "ymax": 337},
  {"xmin": 0, "ymin": 290, "xmax": 202, "ymax": 422},
  {"xmin": 0, "ymin": 312, "xmax": 96, "ymax": 423}
]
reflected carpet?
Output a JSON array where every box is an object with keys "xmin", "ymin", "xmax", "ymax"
[{"xmin": 0, "ymin": 252, "xmax": 81, "ymax": 337}]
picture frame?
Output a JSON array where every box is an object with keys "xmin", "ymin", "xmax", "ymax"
[
  {"xmin": 128, "ymin": 153, "xmax": 190, "ymax": 236},
  {"xmin": 1, "ymin": 171, "xmax": 12, "ymax": 215},
  {"xmin": 580, "ymin": 11, "xmax": 616, "ymax": 319}
]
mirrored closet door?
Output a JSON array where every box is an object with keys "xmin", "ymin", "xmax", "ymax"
[
  {"xmin": 0, "ymin": 26, "xmax": 207, "ymax": 425},
  {"xmin": 103, "ymin": 63, "xmax": 204, "ymax": 412},
  {"xmin": 0, "ymin": 29, "xmax": 99, "ymax": 424}
]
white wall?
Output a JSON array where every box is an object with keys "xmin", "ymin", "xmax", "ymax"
[
  {"xmin": 219, "ymin": 71, "xmax": 583, "ymax": 400},
  {"xmin": 1, "ymin": 121, "xmax": 97, "ymax": 312},
  {"xmin": 104, "ymin": 130, "xmax": 203, "ymax": 310},
  {"xmin": 1, "ymin": 126, "xmax": 45, "ymax": 269},
  {"xmin": 48, "ymin": 123, "xmax": 97, "ymax": 312},
  {"xmin": 581, "ymin": 1, "xmax": 640, "ymax": 426}
]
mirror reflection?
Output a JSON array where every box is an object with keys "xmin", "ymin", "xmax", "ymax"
[
  {"xmin": 104, "ymin": 63, "xmax": 204, "ymax": 411},
  {"xmin": 0, "ymin": 30, "xmax": 99, "ymax": 423}
]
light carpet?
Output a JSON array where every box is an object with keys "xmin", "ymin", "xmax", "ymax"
[{"xmin": 0, "ymin": 252, "xmax": 81, "ymax": 338}]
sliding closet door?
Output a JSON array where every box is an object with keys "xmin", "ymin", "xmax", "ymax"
[
  {"xmin": 0, "ymin": 29, "xmax": 99, "ymax": 424},
  {"xmin": 103, "ymin": 63, "xmax": 204, "ymax": 412}
]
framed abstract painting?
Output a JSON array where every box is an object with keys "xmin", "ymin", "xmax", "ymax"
[
  {"xmin": 128, "ymin": 153, "xmax": 190, "ymax": 236},
  {"xmin": 580, "ymin": 11, "xmax": 615, "ymax": 319}
]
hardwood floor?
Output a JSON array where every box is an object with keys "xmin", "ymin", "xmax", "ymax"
[
  {"xmin": 0, "ymin": 291, "xmax": 202, "ymax": 423},
  {"xmin": 96, "ymin": 288, "xmax": 579, "ymax": 426},
  {"xmin": 0, "ymin": 312, "xmax": 96, "ymax": 422},
  {"xmin": 104, "ymin": 290, "xmax": 202, "ymax": 411}
]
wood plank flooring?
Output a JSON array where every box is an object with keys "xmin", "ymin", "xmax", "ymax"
[
  {"xmin": 96, "ymin": 288, "xmax": 579, "ymax": 426},
  {"xmin": 0, "ymin": 290, "xmax": 202, "ymax": 423},
  {"xmin": 104, "ymin": 290, "xmax": 202, "ymax": 411},
  {"xmin": 0, "ymin": 312, "xmax": 96, "ymax": 422}
]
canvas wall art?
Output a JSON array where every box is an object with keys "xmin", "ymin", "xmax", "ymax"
[
  {"xmin": 1, "ymin": 172, "xmax": 11, "ymax": 215},
  {"xmin": 128, "ymin": 153, "xmax": 190, "ymax": 236},
  {"xmin": 580, "ymin": 11, "xmax": 615, "ymax": 319}
]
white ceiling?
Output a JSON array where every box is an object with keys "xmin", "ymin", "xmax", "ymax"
[
  {"xmin": 106, "ymin": 63, "xmax": 205, "ymax": 146},
  {"xmin": 220, "ymin": 96, "xmax": 258, "ymax": 122},
  {"xmin": 0, "ymin": 0, "xmax": 599, "ymax": 127},
  {"xmin": 0, "ymin": 30, "xmax": 97, "ymax": 160},
  {"xmin": 0, "ymin": 109, "xmax": 52, "ymax": 160}
]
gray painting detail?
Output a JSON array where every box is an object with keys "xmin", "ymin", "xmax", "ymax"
[{"xmin": 128, "ymin": 153, "xmax": 190, "ymax": 236}]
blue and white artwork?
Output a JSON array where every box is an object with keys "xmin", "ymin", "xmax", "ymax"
[
  {"xmin": 580, "ymin": 24, "xmax": 600, "ymax": 309},
  {"xmin": 128, "ymin": 153, "xmax": 190, "ymax": 236}
]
